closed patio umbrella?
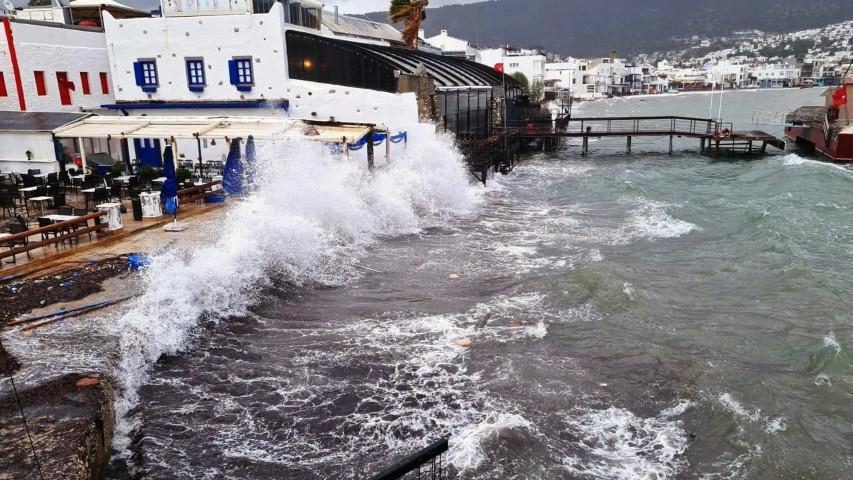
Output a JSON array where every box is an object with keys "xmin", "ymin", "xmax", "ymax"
[
  {"xmin": 245, "ymin": 135, "xmax": 256, "ymax": 190},
  {"xmin": 222, "ymin": 138, "xmax": 243, "ymax": 195},
  {"xmin": 160, "ymin": 144, "xmax": 179, "ymax": 218}
]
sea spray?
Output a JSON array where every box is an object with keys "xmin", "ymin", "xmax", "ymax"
[{"xmin": 109, "ymin": 133, "xmax": 480, "ymax": 461}]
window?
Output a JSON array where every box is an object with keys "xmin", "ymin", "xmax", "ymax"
[
  {"xmin": 185, "ymin": 58, "xmax": 205, "ymax": 92},
  {"xmin": 0, "ymin": 72, "xmax": 6, "ymax": 97},
  {"xmin": 80, "ymin": 72, "xmax": 90, "ymax": 94},
  {"xmin": 99, "ymin": 72, "xmax": 109, "ymax": 94},
  {"xmin": 34, "ymin": 71, "xmax": 47, "ymax": 95},
  {"xmin": 228, "ymin": 57, "xmax": 253, "ymax": 91},
  {"xmin": 133, "ymin": 60, "xmax": 158, "ymax": 92},
  {"xmin": 56, "ymin": 72, "xmax": 73, "ymax": 105}
]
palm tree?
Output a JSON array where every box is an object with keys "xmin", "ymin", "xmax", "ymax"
[{"xmin": 389, "ymin": 0, "xmax": 429, "ymax": 49}]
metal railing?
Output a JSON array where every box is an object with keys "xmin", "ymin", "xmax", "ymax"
[
  {"xmin": 177, "ymin": 180, "xmax": 222, "ymax": 204},
  {"xmin": 370, "ymin": 438, "xmax": 449, "ymax": 480},
  {"xmin": 563, "ymin": 116, "xmax": 718, "ymax": 136},
  {"xmin": 0, "ymin": 212, "xmax": 107, "ymax": 264}
]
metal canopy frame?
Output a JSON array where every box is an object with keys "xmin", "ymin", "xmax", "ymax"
[{"xmin": 52, "ymin": 115, "xmax": 377, "ymax": 144}]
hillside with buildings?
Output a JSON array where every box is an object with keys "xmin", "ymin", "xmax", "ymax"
[{"xmin": 369, "ymin": 0, "xmax": 853, "ymax": 58}]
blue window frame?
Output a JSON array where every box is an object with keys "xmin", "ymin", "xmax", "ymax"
[
  {"xmin": 133, "ymin": 60, "xmax": 158, "ymax": 92},
  {"xmin": 185, "ymin": 58, "xmax": 205, "ymax": 92},
  {"xmin": 228, "ymin": 57, "xmax": 254, "ymax": 92}
]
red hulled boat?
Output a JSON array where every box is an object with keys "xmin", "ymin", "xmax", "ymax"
[{"xmin": 785, "ymin": 77, "xmax": 853, "ymax": 162}]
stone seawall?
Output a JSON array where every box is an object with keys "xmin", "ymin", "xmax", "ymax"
[{"xmin": 0, "ymin": 374, "xmax": 114, "ymax": 480}]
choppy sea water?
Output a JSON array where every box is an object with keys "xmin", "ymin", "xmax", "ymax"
[{"xmin": 105, "ymin": 89, "xmax": 851, "ymax": 479}]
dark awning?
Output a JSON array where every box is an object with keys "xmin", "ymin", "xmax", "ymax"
[
  {"xmin": 0, "ymin": 111, "xmax": 90, "ymax": 133},
  {"xmin": 286, "ymin": 30, "xmax": 518, "ymax": 90}
]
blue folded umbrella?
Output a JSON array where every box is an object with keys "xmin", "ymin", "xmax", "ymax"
[
  {"xmin": 245, "ymin": 135, "xmax": 256, "ymax": 190},
  {"xmin": 160, "ymin": 144, "xmax": 179, "ymax": 215},
  {"xmin": 222, "ymin": 138, "xmax": 243, "ymax": 195}
]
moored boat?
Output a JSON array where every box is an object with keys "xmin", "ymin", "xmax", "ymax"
[{"xmin": 784, "ymin": 74, "xmax": 853, "ymax": 162}]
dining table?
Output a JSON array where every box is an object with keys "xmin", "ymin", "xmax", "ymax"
[{"xmin": 28, "ymin": 196, "xmax": 54, "ymax": 216}]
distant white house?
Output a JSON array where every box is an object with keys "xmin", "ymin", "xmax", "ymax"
[
  {"xmin": 424, "ymin": 29, "xmax": 480, "ymax": 62},
  {"xmin": 479, "ymin": 46, "xmax": 546, "ymax": 88},
  {"xmin": 749, "ymin": 63, "xmax": 801, "ymax": 88}
]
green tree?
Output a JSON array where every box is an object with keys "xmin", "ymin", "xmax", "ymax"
[
  {"xmin": 510, "ymin": 71, "xmax": 530, "ymax": 95},
  {"xmin": 389, "ymin": 0, "xmax": 429, "ymax": 49}
]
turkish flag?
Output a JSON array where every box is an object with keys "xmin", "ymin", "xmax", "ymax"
[
  {"xmin": 832, "ymin": 87, "xmax": 847, "ymax": 107},
  {"xmin": 494, "ymin": 63, "xmax": 504, "ymax": 73}
]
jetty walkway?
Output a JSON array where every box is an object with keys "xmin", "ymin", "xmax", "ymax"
[
  {"xmin": 511, "ymin": 115, "xmax": 785, "ymax": 156},
  {"xmin": 464, "ymin": 113, "xmax": 786, "ymax": 184}
]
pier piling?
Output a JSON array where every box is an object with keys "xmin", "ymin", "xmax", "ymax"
[
  {"xmin": 627, "ymin": 136, "xmax": 632, "ymax": 154},
  {"xmin": 366, "ymin": 129, "xmax": 375, "ymax": 170}
]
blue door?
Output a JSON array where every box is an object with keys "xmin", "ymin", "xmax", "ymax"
[{"xmin": 134, "ymin": 138, "xmax": 162, "ymax": 167}]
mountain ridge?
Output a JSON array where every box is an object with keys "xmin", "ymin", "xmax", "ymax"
[{"xmin": 366, "ymin": 0, "xmax": 853, "ymax": 57}]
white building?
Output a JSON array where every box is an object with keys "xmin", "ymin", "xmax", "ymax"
[
  {"xmin": 749, "ymin": 63, "xmax": 801, "ymax": 88},
  {"xmin": 479, "ymin": 46, "xmax": 546, "ymax": 93},
  {"xmin": 0, "ymin": 111, "xmax": 87, "ymax": 173},
  {"xmin": 708, "ymin": 60, "xmax": 750, "ymax": 88},
  {"xmin": 424, "ymin": 29, "xmax": 480, "ymax": 62},
  {"xmin": 0, "ymin": 16, "xmax": 115, "ymax": 112}
]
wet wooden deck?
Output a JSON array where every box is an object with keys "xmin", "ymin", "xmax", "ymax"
[{"xmin": 1, "ymin": 197, "xmax": 225, "ymax": 279}]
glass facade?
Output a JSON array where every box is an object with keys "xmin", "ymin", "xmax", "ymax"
[{"xmin": 286, "ymin": 30, "xmax": 398, "ymax": 92}]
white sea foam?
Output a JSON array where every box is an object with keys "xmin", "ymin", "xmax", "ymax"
[
  {"xmin": 623, "ymin": 198, "xmax": 699, "ymax": 241},
  {"xmin": 447, "ymin": 412, "xmax": 532, "ymax": 472},
  {"xmin": 562, "ymin": 402, "xmax": 692, "ymax": 479},
  {"xmin": 716, "ymin": 393, "xmax": 786, "ymax": 434},
  {"xmin": 781, "ymin": 153, "xmax": 853, "ymax": 174},
  {"xmin": 109, "ymin": 133, "xmax": 480, "ymax": 457},
  {"xmin": 823, "ymin": 331, "xmax": 841, "ymax": 356}
]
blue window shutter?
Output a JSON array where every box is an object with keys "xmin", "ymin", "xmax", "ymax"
[
  {"xmin": 228, "ymin": 60, "xmax": 238, "ymax": 85},
  {"xmin": 133, "ymin": 61, "xmax": 144, "ymax": 86}
]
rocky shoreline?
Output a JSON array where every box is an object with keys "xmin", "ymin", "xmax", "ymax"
[
  {"xmin": 1, "ymin": 258, "xmax": 128, "ymax": 480},
  {"xmin": 0, "ymin": 373, "xmax": 114, "ymax": 480}
]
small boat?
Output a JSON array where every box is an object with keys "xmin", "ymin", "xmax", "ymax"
[{"xmin": 784, "ymin": 76, "xmax": 853, "ymax": 162}]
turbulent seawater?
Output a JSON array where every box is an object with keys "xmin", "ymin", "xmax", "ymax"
[{"xmin": 112, "ymin": 89, "xmax": 851, "ymax": 479}]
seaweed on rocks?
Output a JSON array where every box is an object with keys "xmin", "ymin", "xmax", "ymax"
[{"xmin": 0, "ymin": 256, "xmax": 129, "ymax": 328}]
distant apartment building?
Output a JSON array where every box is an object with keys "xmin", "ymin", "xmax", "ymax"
[
  {"xmin": 749, "ymin": 63, "xmax": 801, "ymax": 88},
  {"xmin": 708, "ymin": 60, "xmax": 750, "ymax": 88},
  {"xmin": 479, "ymin": 46, "xmax": 546, "ymax": 87},
  {"xmin": 423, "ymin": 29, "xmax": 480, "ymax": 62}
]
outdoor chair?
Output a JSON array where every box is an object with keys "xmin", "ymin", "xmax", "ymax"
[
  {"xmin": 47, "ymin": 173, "xmax": 59, "ymax": 184},
  {"xmin": 74, "ymin": 208, "xmax": 94, "ymax": 240},
  {"xmin": 94, "ymin": 187, "xmax": 110, "ymax": 206},
  {"xmin": 58, "ymin": 206, "xmax": 73, "ymax": 215},
  {"xmin": 37, "ymin": 217, "xmax": 59, "ymax": 248},
  {"xmin": 110, "ymin": 183, "xmax": 123, "ymax": 202},
  {"xmin": 0, "ymin": 191, "xmax": 17, "ymax": 219},
  {"xmin": 21, "ymin": 174, "xmax": 37, "ymax": 188},
  {"xmin": 27, "ymin": 169, "xmax": 41, "ymax": 176},
  {"xmin": 1, "ymin": 224, "xmax": 31, "ymax": 264},
  {"xmin": 53, "ymin": 193, "xmax": 66, "ymax": 210}
]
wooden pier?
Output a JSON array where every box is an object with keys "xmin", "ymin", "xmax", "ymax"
[
  {"xmin": 462, "ymin": 113, "xmax": 786, "ymax": 185},
  {"xmin": 509, "ymin": 115, "xmax": 785, "ymax": 157}
]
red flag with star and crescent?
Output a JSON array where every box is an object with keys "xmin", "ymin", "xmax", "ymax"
[{"xmin": 832, "ymin": 87, "xmax": 847, "ymax": 107}]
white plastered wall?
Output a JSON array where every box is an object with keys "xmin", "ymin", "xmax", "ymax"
[
  {"xmin": 0, "ymin": 21, "xmax": 114, "ymax": 112},
  {"xmin": 103, "ymin": 4, "xmax": 289, "ymax": 103}
]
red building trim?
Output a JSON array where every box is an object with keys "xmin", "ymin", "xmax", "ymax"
[
  {"xmin": 99, "ymin": 72, "xmax": 109, "ymax": 94},
  {"xmin": 2, "ymin": 17, "xmax": 26, "ymax": 111},
  {"xmin": 80, "ymin": 71, "xmax": 90, "ymax": 94}
]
